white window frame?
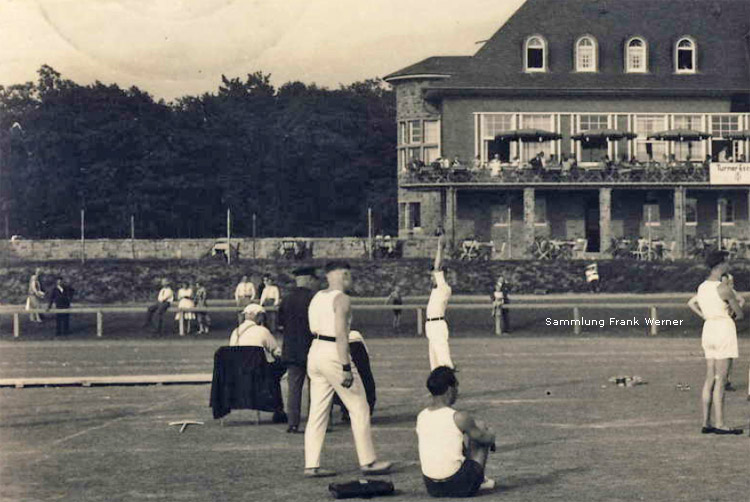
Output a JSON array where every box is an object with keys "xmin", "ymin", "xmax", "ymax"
[
  {"xmin": 625, "ymin": 37, "xmax": 648, "ymax": 73},
  {"xmin": 524, "ymin": 36, "xmax": 547, "ymax": 73},
  {"xmin": 397, "ymin": 119, "xmax": 441, "ymax": 168},
  {"xmin": 575, "ymin": 35, "xmax": 598, "ymax": 72},
  {"xmin": 675, "ymin": 37, "xmax": 697, "ymax": 74}
]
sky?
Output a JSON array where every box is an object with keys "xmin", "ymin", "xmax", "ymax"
[{"xmin": 0, "ymin": 0, "xmax": 526, "ymax": 101}]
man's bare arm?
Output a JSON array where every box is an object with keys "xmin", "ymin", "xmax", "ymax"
[
  {"xmin": 687, "ymin": 295, "xmax": 704, "ymax": 319},
  {"xmin": 718, "ymin": 284, "xmax": 744, "ymax": 320},
  {"xmin": 433, "ymin": 235, "xmax": 444, "ymax": 271},
  {"xmin": 454, "ymin": 411, "xmax": 495, "ymax": 446},
  {"xmin": 333, "ymin": 293, "xmax": 354, "ymax": 387}
]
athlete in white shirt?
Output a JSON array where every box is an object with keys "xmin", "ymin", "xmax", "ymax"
[
  {"xmin": 425, "ymin": 235, "xmax": 454, "ymax": 369},
  {"xmin": 234, "ymin": 276, "xmax": 256, "ymax": 324},
  {"xmin": 416, "ymin": 367, "xmax": 495, "ymax": 497},
  {"xmin": 260, "ymin": 276, "xmax": 281, "ymax": 332},
  {"xmin": 687, "ymin": 251, "xmax": 744, "ymax": 435},
  {"xmin": 304, "ymin": 261, "xmax": 392, "ymax": 478}
]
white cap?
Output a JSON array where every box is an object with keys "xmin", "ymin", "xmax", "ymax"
[{"xmin": 243, "ymin": 304, "xmax": 266, "ymax": 316}]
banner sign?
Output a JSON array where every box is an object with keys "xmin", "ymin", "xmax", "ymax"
[{"xmin": 710, "ymin": 163, "xmax": 750, "ymax": 185}]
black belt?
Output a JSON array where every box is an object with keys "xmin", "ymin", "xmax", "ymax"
[
  {"xmin": 426, "ymin": 317, "xmax": 445, "ymax": 322},
  {"xmin": 312, "ymin": 334, "xmax": 336, "ymax": 342}
]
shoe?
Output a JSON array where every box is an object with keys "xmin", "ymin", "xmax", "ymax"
[
  {"xmin": 360, "ymin": 460, "xmax": 393, "ymax": 475},
  {"xmin": 701, "ymin": 426, "xmax": 715, "ymax": 434},
  {"xmin": 713, "ymin": 427, "xmax": 743, "ymax": 435},
  {"xmin": 479, "ymin": 477, "xmax": 496, "ymax": 491},
  {"xmin": 286, "ymin": 425, "xmax": 302, "ymax": 434},
  {"xmin": 724, "ymin": 382, "xmax": 737, "ymax": 392},
  {"xmin": 304, "ymin": 468, "xmax": 336, "ymax": 478}
]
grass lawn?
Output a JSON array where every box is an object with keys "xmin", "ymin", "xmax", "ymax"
[{"xmin": 1, "ymin": 335, "xmax": 748, "ymax": 502}]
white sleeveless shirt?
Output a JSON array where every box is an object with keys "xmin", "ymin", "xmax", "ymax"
[
  {"xmin": 696, "ymin": 281, "xmax": 731, "ymax": 320},
  {"xmin": 308, "ymin": 289, "xmax": 347, "ymax": 337},
  {"xmin": 416, "ymin": 407, "xmax": 465, "ymax": 479}
]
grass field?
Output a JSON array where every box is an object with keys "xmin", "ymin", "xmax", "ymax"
[{"xmin": 1, "ymin": 334, "xmax": 749, "ymax": 502}]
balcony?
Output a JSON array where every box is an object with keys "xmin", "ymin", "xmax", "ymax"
[{"xmin": 399, "ymin": 161, "xmax": 713, "ymax": 188}]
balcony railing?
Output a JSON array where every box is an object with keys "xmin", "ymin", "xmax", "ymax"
[{"xmin": 399, "ymin": 161, "xmax": 711, "ymax": 185}]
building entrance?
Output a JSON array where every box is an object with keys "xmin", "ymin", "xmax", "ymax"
[{"xmin": 584, "ymin": 197, "xmax": 600, "ymax": 252}]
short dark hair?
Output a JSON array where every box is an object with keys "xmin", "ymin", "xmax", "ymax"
[
  {"xmin": 706, "ymin": 250, "xmax": 728, "ymax": 270},
  {"xmin": 325, "ymin": 261, "xmax": 351, "ymax": 273},
  {"xmin": 426, "ymin": 366, "xmax": 457, "ymax": 396}
]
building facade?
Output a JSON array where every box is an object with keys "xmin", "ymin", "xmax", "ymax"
[{"xmin": 385, "ymin": 0, "xmax": 750, "ymax": 259}]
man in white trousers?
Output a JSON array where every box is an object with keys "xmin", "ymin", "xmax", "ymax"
[
  {"xmin": 426, "ymin": 235, "xmax": 455, "ymax": 370},
  {"xmin": 304, "ymin": 261, "xmax": 392, "ymax": 478}
]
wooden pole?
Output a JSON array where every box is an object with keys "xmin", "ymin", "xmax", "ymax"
[
  {"xmin": 96, "ymin": 311, "xmax": 103, "ymax": 337},
  {"xmin": 507, "ymin": 199, "xmax": 512, "ymax": 259},
  {"xmin": 130, "ymin": 214, "xmax": 136, "ymax": 259},
  {"xmin": 647, "ymin": 205, "xmax": 652, "ymax": 261},
  {"xmin": 80, "ymin": 208, "xmax": 85, "ymax": 264},
  {"xmin": 252, "ymin": 213, "xmax": 257, "ymax": 259},
  {"xmin": 368, "ymin": 207, "xmax": 373, "ymax": 259},
  {"xmin": 649, "ymin": 307, "xmax": 658, "ymax": 336},
  {"xmin": 226, "ymin": 208, "xmax": 231, "ymax": 265},
  {"xmin": 573, "ymin": 307, "xmax": 582, "ymax": 335},
  {"xmin": 717, "ymin": 197, "xmax": 723, "ymax": 250},
  {"xmin": 13, "ymin": 312, "xmax": 19, "ymax": 338},
  {"xmin": 417, "ymin": 308, "xmax": 424, "ymax": 336}
]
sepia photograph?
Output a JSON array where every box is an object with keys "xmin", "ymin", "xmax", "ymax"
[{"xmin": 0, "ymin": 0, "xmax": 749, "ymax": 500}]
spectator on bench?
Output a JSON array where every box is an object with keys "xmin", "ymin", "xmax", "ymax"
[
  {"xmin": 144, "ymin": 279, "xmax": 174, "ymax": 335},
  {"xmin": 416, "ymin": 367, "xmax": 496, "ymax": 498},
  {"xmin": 229, "ymin": 304, "xmax": 287, "ymax": 424}
]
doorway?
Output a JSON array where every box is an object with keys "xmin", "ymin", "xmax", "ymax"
[
  {"xmin": 584, "ymin": 197, "xmax": 600, "ymax": 252},
  {"xmin": 488, "ymin": 139, "xmax": 511, "ymax": 162}
]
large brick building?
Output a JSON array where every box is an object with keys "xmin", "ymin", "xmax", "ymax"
[{"xmin": 384, "ymin": 0, "xmax": 750, "ymax": 259}]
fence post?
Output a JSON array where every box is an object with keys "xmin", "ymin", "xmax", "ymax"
[
  {"xmin": 573, "ymin": 307, "xmax": 582, "ymax": 335},
  {"xmin": 649, "ymin": 307, "xmax": 658, "ymax": 336},
  {"xmin": 96, "ymin": 311, "xmax": 103, "ymax": 338},
  {"xmin": 13, "ymin": 313, "xmax": 19, "ymax": 338},
  {"xmin": 494, "ymin": 312, "xmax": 503, "ymax": 336},
  {"xmin": 417, "ymin": 307, "xmax": 424, "ymax": 336},
  {"xmin": 179, "ymin": 313, "xmax": 185, "ymax": 336}
]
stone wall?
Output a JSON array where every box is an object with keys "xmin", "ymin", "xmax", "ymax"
[{"xmin": 0, "ymin": 237, "xmax": 442, "ymax": 262}]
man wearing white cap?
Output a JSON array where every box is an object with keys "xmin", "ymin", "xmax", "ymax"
[{"xmin": 229, "ymin": 303, "xmax": 287, "ymax": 423}]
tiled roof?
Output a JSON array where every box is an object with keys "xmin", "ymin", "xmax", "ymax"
[
  {"xmin": 383, "ymin": 56, "xmax": 472, "ymax": 81},
  {"xmin": 388, "ymin": 0, "xmax": 750, "ymax": 93}
]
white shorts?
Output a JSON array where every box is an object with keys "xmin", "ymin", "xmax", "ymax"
[
  {"xmin": 701, "ymin": 318, "xmax": 738, "ymax": 360},
  {"xmin": 425, "ymin": 319, "xmax": 449, "ymax": 341}
]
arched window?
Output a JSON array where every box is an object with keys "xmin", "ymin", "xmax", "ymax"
[
  {"xmin": 575, "ymin": 36, "xmax": 597, "ymax": 72},
  {"xmin": 625, "ymin": 37, "xmax": 647, "ymax": 73},
  {"xmin": 525, "ymin": 36, "xmax": 547, "ymax": 72},
  {"xmin": 675, "ymin": 37, "xmax": 696, "ymax": 73}
]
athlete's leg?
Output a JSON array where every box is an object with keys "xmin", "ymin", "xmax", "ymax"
[
  {"xmin": 701, "ymin": 358, "xmax": 716, "ymax": 428},
  {"xmin": 712, "ymin": 358, "xmax": 731, "ymax": 429}
]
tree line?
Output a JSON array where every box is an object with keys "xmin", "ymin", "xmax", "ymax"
[{"xmin": 0, "ymin": 66, "xmax": 397, "ymax": 239}]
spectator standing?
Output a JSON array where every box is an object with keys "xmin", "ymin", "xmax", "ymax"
[
  {"xmin": 234, "ymin": 275, "xmax": 257, "ymax": 325},
  {"xmin": 257, "ymin": 273, "xmax": 269, "ymax": 300},
  {"xmin": 279, "ymin": 266, "xmax": 319, "ymax": 434},
  {"xmin": 145, "ymin": 279, "xmax": 174, "ymax": 335},
  {"xmin": 585, "ymin": 263, "xmax": 600, "ymax": 293},
  {"xmin": 490, "ymin": 277, "xmax": 511, "ymax": 335},
  {"xmin": 488, "ymin": 154, "xmax": 502, "ymax": 177},
  {"xmin": 47, "ymin": 276, "xmax": 74, "ymax": 336},
  {"xmin": 26, "ymin": 267, "xmax": 45, "ymax": 323},
  {"xmin": 384, "ymin": 285, "xmax": 403, "ymax": 331},
  {"xmin": 175, "ymin": 282, "xmax": 195, "ymax": 335},
  {"xmin": 260, "ymin": 275, "xmax": 281, "ymax": 332},
  {"xmin": 194, "ymin": 281, "xmax": 210, "ymax": 334}
]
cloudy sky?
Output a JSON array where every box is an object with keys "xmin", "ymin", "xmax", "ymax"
[{"xmin": 0, "ymin": 0, "xmax": 525, "ymax": 101}]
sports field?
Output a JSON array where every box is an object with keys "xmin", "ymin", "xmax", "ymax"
[{"xmin": 1, "ymin": 333, "xmax": 748, "ymax": 502}]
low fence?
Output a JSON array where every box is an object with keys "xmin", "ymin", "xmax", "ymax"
[{"xmin": 1, "ymin": 302, "xmax": 690, "ymax": 338}]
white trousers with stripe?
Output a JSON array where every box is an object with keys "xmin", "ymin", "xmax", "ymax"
[
  {"xmin": 425, "ymin": 319, "xmax": 454, "ymax": 370},
  {"xmin": 304, "ymin": 339, "xmax": 376, "ymax": 468}
]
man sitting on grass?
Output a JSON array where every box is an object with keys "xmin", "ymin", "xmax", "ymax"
[{"xmin": 416, "ymin": 367, "xmax": 496, "ymax": 497}]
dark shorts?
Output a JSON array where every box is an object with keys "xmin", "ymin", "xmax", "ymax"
[{"xmin": 423, "ymin": 459, "xmax": 484, "ymax": 498}]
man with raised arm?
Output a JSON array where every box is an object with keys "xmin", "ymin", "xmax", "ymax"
[
  {"xmin": 416, "ymin": 366, "xmax": 496, "ymax": 497},
  {"xmin": 687, "ymin": 251, "xmax": 744, "ymax": 435},
  {"xmin": 303, "ymin": 261, "xmax": 392, "ymax": 478},
  {"xmin": 425, "ymin": 235, "xmax": 455, "ymax": 370}
]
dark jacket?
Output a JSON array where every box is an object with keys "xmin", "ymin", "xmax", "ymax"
[
  {"xmin": 48, "ymin": 285, "xmax": 74, "ymax": 309},
  {"xmin": 278, "ymin": 287, "xmax": 315, "ymax": 365}
]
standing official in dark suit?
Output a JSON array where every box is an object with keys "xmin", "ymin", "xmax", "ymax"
[
  {"xmin": 278, "ymin": 266, "xmax": 318, "ymax": 434},
  {"xmin": 47, "ymin": 276, "xmax": 75, "ymax": 336}
]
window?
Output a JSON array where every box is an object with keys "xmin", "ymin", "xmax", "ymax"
[
  {"xmin": 675, "ymin": 37, "xmax": 696, "ymax": 73},
  {"xmin": 579, "ymin": 114, "xmax": 608, "ymax": 131},
  {"xmin": 711, "ymin": 115, "xmax": 740, "ymax": 137},
  {"xmin": 673, "ymin": 115, "xmax": 704, "ymax": 161},
  {"xmin": 521, "ymin": 114, "xmax": 555, "ymax": 161},
  {"xmin": 626, "ymin": 37, "xmax": 647, "ymax": 73},
  {"xmin": 399, "ymin": 202, "xmax": 421, "ymax": 230},
  {"xmin": 644, "ymin": 203, "xmax": 660, "ymax": 227},
  {"xmin": 576, "ymin": 36, "xmax": 597, "ymax": 72},
  {"xmin": 525, "ymin": 36, "xmax": 547, "ymax": 72},
  {"xmin": 398, "ymin": 119, "xmax": 440, "ymax": 170},
  {"xmin": 534, "ymin": 197, "xmax": 547, "ymax": 225},
  {"xmin": 578, "ymin": 114, "xmax": 609, "ymax": 162},
  {"xmin": 685, "ymin": 198, "xmax": 697, "ymax": 226},
  {"xmin": 634, "ymin": 114, "xmax": 667, "ymax": 162},
  {"xmin": 720, "ymin": 198, "xmax": 735, "ymax": 225},
  {"xmin": 480, "ymin": 113, "xmax": 515, "ymax": 163}
]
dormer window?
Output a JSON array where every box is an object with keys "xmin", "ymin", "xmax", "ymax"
[
  {"xmin": 525, "ymin": 36, "xmax": 547, "ymax": 72},
  {"xmin": 675, "ymin": 37, "xmax": 696, "ymax": 73},
  {"xmin": 575, "ymin": 36, "xmax": 597, "ymax": 72},
  {"xmin": 626, "ymin": 37, "xmax": 647, "ymax": 73}
]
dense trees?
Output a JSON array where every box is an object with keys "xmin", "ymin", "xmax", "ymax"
[{"xmin": 0, "ymin": 66, "xmax": 397, "ymax": 238}]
